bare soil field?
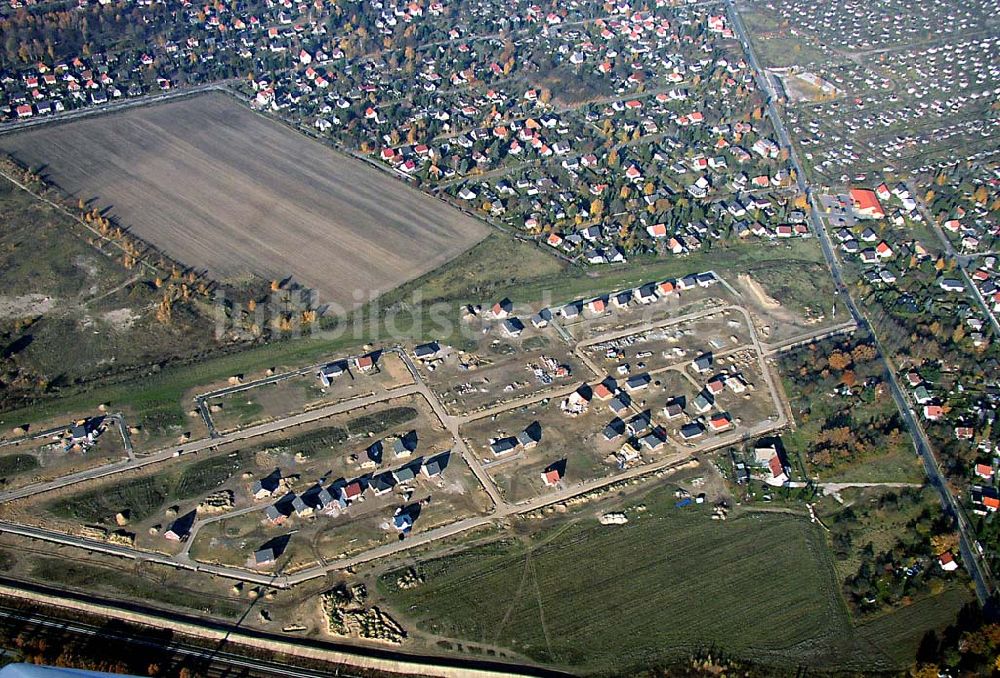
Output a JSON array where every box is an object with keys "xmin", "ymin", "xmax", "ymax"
[
  {"xmin": 416, "ymin": 320, "xmax": 584, "ymax": 416},
  {"xmin": 0, "ymin": 93, "xmax": 488, "ymax": 310},
  {"xmin": 578, "ymin": 307, "xmax": 753, "ymax": 375}
]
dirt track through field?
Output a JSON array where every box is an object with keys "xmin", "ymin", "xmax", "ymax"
[{"xmin": 0, "ymin": 93, "xmax": 488, "ymax": 311}]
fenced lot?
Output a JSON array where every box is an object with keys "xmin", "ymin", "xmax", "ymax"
[{"xmin": 0, "ymin": 92, "xmax": 488, "ymax": 310}]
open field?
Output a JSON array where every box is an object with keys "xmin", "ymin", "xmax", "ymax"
[
  {"xmin": 854, "ymin": 586, "xmax": 974, "ymax": 665},
  {"xmin": 0, "ymin": 177, "xmax": 215, "ymax": 417},
  {"xmin": 739, "ymin": 4, "xmax": 833, "ymax": 68},
  {"xmin": 376, "ymin": 483, "xmax": 913, "ymax": 675},
  {"xmin": 0, "ymin": 93, "xmax": 488, "ymax": 309},
  {"xmin": 0, "ymin": 542, "xmax": 248, "ymax": 620}
]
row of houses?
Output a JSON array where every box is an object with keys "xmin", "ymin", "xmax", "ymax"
[
  {"xmin": 557, "ymin": 270, "xmax": 719, "ymax": 321},
  {"xmin": 316, "ymin": 351, "xmax": 378, "ymax": 385},
  {"xmin": 263, "ymin": 453, "xmax": 449, "ymax": 525}
]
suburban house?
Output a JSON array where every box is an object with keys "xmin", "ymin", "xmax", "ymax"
[
  {"xmin": 938, "ymin": 552, "xmax": 959, "ymax": 572},
  {"xmin": 627, "ymin": 411, "xmax": 652, "ymax": 436},
  {"xmin": 490, "ymin": 436, "xmax": 519, "ymax": 455},
  {"xmin": 708, "ymin": 412, "xmax": 733, "ymax": 432},
  {"xmin": 680, "ymin": 422, "xmax": 704, "ymax": 440},
  {"xmin": 502, "ymin": 317, "xmax": 525, "ymax": 337},
  {"xmin": 392, "ymin": 431, "xmax": 418, "ymax": 458},
  {"xmin": 588, "ymin": 297, "xmax": 607, "ymax": 315},
  {"xmin": 625, "ymin": 373, "xmax": 651, "ymax": 392},
  {"xmin": 753, "ymin": 439, "xmax": 790, "ymax": 486},
  {"xmin": 366, "ymin": 439, "xmax": 384, "ymax": 465},
  {"xmin": 765, "ymin": 454, "xmax": 790, "ymax": 486},
  {"xmin": 603, "ymin": 418, "xmax": 626, "ymax": 441},
  {"xmin": 291, "ymin": 495, "xmax": 312, "ymax": 517},
  {"xmin": 163, "ymin": 511, "xmax": 196, "ymax": 541},
  {"xmin": 339, "ymin": 481, "xmax": 364, "ymax": 504},
  {"xmin": 639, "ymin": 428, "xmax": 667, "ymax": 450},
  {"xmin": 593, "ymin": 381, "xmax": 615, "ymax": 400},
  {"xmin": 531, "ymin": 308, "xmax": 552, "ymax": 328},
  {"xmin": 972, "ymin": 486, "xmax": 1000, "ymax": 514},
  {"xmin": 633, "ymin": 284, "xmax": 658, "ymax": 304},
  {"xmin": 264, "ymin": 504, "xmax": 287, "ymax": 525},
  {"xmin": 692, "ymin": 391, "xmax": 714, "ymax": 414},
  {"xmin": 561, "ymin": 302, "xmax": 581, "ymax": 319},
  {"xmin": 393, "ymin": 511, "xmax": 414, "ymax": 532},
  {"xmin": 392, "ymin": 464, "xmax": 418, "ymax": 484},
  {"xmin": 974, "ymin": 463, "xmax": 993, "ymax": 481},
  {"xmin": 354, "ymin": 353, "xmax": 376, "ymax": 372},
  {"xmin": 251, "ymin": 470, "xmax": 282, "ymax": 499},
  {"xmin": 691, "ymin": 353, "xmax": 713, "ymax": 373},
  {"xmin": 68, "ymin": 417, "xmax": 103, "ymax": 445},
  {"xmin": 254, "ymin": 547, "xmax": 277, "ymax": 566},
  {"xmin": 422, "ymin": 453, "xmax": 448, "ymax": 477},
  {"xmin": 491, "ymin": 298, "xmax": 513, "ymax": 318},
  {"xmin": 414, "ymin": 342, "xmax": 441, "ymax": 360},
  {"xmin": 318, "ymin": 361, "xmax": 345, "ymax": 386},
  {"xmin": 608, "ymin": 394, "xmax": 631, "ymax": 415},
  {"xmin": 663, "ymin": 400, "xmax": 685, "ymax": 419},
  {"xmin": 541, "ymin": 464, "xmax": 563, "ymax": 487},
  {"xmin": 370, "ymin": 473, "xmax": 395, "ymax": 496}
]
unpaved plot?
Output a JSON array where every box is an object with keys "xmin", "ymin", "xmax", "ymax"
[
  {"xmin": 0, "ymin": 294, "xmax": 56, "ymax": 319},
  {"xmin": 1, "ymin": 93, "xmax": 489, "ymax": 311},
  {"xmin": 738, "ymin": 274, "xmax": 781, "ymax": 310}
]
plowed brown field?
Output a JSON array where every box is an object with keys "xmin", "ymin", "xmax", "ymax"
[{"xmin": 1, "ymin": 93, "xmax": 488, "ymax": 310}]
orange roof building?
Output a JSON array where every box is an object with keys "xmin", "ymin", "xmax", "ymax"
[{"xmin": 850, "ymin": 188, "xmax": 886, "ymax": 218}]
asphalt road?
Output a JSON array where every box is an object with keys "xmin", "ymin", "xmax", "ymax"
[{"xmin": 725, "ymin": 0, "xmax": 994, "ymax": 605}]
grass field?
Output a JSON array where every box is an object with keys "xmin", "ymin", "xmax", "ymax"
[
  {"xmin": 854, "ymin": 586, "xmax": 974, "ymax": 665},
  {"xmin": 46, "ymin": 450, "xmax": 249, "ymax": 523},
  {"xmin": 0, "ymin": 92, "xmax": 488, "ymax": 310},
  {"xmin": 741, "ymin": 259, "xmax": 838, "ymax": 320},
  {"xmin": 377, "ymin": 483, "xmax": 907, "ymax": 675},
  {"xmin": 740, "ymin": 6, "xmax": 831, "ymax": 68},
  {"xmin": 0, "ymin": 453, "xmax": 38, "ymax": 480},
  {"xmin": 28, "ymin": 557, "xmax": 244, "ymax": 618}
]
